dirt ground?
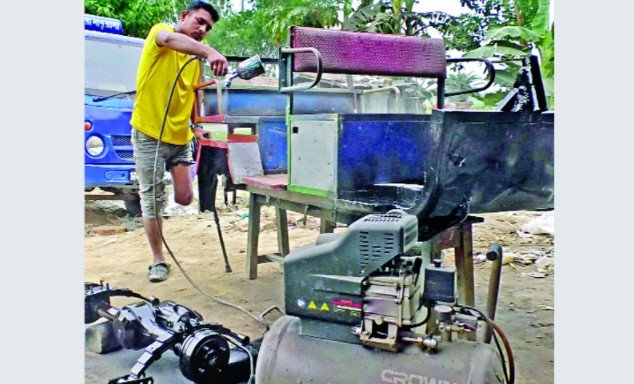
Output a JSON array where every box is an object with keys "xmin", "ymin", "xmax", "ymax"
[{"xmin": 84, "ymin": 184, "xmax": 554, "ymax": 384}]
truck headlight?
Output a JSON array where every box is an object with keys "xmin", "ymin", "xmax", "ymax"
[{"xmin": 86, "ymin": 135, "xmax": 105, "ymax": 156}]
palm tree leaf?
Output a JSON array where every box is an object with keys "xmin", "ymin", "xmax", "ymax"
[
  {"xmin": 492, "ymin": 69, "xmax": 520, "ymax": 88},
  {"xmin": 531, "ymin": 0, "xmax": 551, "ymax": 38},
  {"xmin": 342, "ymin": 2, "xmax": 385, "ymax": 30},
  {"xmin": 540, "ymin": 24, "xmax": 555, "ymax": 78},
  {"xmin": 486, "ymin": 26, "xmax": 541, "ymax": 42}
]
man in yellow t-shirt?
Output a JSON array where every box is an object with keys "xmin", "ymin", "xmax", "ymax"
[{"xmin": 130, "ymin": 1, "xmax": 227, "ymax": 282}]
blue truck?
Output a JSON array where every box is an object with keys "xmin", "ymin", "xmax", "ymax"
[{"xmin": 84, "ymin": 15, "xmax": 143, "ymax": 215}]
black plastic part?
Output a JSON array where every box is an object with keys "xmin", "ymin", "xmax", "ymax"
[
  {"xmin": 529, "ymin": 54, "xmax": 548, "ymax": 111},
  {"xmin": 412, "ymin": 258, "xmax": 423, "ymax": 285},
  {"xmin": 486, "ymin": 243, "xmax": 503, "ymax": 261},
  {"xmin": 85, "ymin": 283, "xmax": 152, "ymax": 324},
  {"xmin": 85, "ymin": 283, "xmax": 111, "ymax": 324},
  {"xmin": 422, "ymin": 265, "xmax": 456, "ymax": 304},
  {"xmin": 195, "ymin": 145, "xmax": 233, "ymax": 272},
  {"xmin": 197, "ymin": 146, "xmax": 232, "ymax": 213}
]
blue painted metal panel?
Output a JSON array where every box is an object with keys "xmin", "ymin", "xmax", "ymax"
[
  {"xmin": 85, "ymin": 164, "xmax": 135, "ymax": 187},
  {"xmin": 336, "ymin": 114, "xmax": 431, "ymax": 194},
  {"xmin": 84, "ymin": 96, "xmax": 135, "ymax": 166},
  {"xmin": 203, "ymin": 88, "xmax": 356, "ymax": 116},
  {"xmin": 258, "ymin": 117, "xmax": 288, "ymax": 173},
  {"xmin": 84, "ymin": 95, "xmax": 137, "ymax": 188}
]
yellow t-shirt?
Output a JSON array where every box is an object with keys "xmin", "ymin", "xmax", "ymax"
[{"xmin": 130, "ymin": 23, "xmax": 201, "ymax": 145}]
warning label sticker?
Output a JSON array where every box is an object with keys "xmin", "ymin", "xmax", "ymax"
[
  {"xmin": 331, "ymin": 298, "xmax": 362, "ymax": 311},
  {"xmin": 320, "ymin": 303, "xmax": 330, "ymax": 311},
  {"xmin": 331, "ymin": 298, "xmax": 362, "ymax": 317},
  {"xmin": 308, "ymin": 301, "xmax": 318, "ymax": 310}
]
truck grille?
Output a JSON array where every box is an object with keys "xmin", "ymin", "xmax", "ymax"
[
  {"xmin": 116, "ymin": 150, "xmax": 134, "ymax": 159},
  {"xmin": 111, "ymin": 135, "xmax": 134, "ymax": 160},
  {"xmin": 111, "ymin": 135, "xmax": 131, "ymax": 146}
]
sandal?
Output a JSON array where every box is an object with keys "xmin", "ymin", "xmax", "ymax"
[{"xmin": 147, "ymin": 262, "xmax": 170, "ymax": 282}]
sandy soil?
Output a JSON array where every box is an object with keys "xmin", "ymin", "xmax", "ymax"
[{"xmin": 84, "ymin": 185, "xmax": 554, "ymax": 384}]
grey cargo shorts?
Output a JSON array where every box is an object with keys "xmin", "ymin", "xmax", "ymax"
[{"xmin": 131, "ymin": 128, "xmax": 195, "ymax": 219}]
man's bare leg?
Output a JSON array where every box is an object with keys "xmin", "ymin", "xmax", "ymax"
[
  {"xmin": 140, "ymin": 163, "xmax": 192, "ymax": 281},
  {"xmin": 143, "ymin": 216, "xmax": 165, "ymax": 264},
  {"xmin": 142, "ymin": 164, "xmax": 192, "ymax": 264},
  {"xmin": 143, "ymin": 163, "xmax": 192, "ymax": 264},
  {"xmin": 171, "ymin": 163, "xmax": 194, "ymax": 206}
]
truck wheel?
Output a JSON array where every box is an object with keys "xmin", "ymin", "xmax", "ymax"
[{"xmin": 124, "ymin": 193, "xmax": 142, "ymax": 217}]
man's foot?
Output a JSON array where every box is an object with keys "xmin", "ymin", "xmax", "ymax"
[{"xmin": 148, "ymin": 262, "xmax": 170, "ymax": 282}]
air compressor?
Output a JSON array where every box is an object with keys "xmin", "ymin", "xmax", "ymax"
[{"xmin": 255, "ymin": 209, "xmax": 513, "ymax": 384}]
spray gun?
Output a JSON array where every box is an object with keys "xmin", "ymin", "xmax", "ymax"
[
  {"xmin": 194, "ymin": 54, "xmax": 265, "ymax": 91},
  {"xmin": 224, "ymin": 54, "xmax": 265, "ymax": 87}
]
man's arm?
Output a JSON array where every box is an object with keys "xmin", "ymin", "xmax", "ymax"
[{"xmin": 156, "ymin": 30, "xmax": 227, "ymax": 77}]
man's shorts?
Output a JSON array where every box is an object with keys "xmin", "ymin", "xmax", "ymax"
[{"xmin": 131, "ymin": 128, "xmax": 195, "ymax": 219}]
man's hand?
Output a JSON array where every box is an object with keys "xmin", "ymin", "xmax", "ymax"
[
  {"xmin": 192, "ymin": 126, "xmax": 210, "ymax": 140},
  {"xmin": 206, "ymin": 51, "xmax": 228, "ymax": 77}
]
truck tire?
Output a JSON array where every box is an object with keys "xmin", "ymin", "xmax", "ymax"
[{"xmin": 124, "ymin": 192, "xmax": 142, "ymax": 217}]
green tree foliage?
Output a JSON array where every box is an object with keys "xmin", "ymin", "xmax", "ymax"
[
  {"xmin": 447, "ymin": 72, "xmax": 484, "ymax": 103},
  {"xmin": 85, "ymin": 0, "xmax": 341, "ymax": 57},
  {"xmin": 464, "ymin": 0, "xmax": 552, "ymax": 61},
  {"xmin": 261, "ymin": 0, "xmax": 340, "ymax": 45},
  {"xmin": 85, "ymin": 0, "xmax": 553, "ymax": 107},
  {"xmin": 208, "ymin": 0, "xmax": 341, "ymax": 57},
  {"xmin": 84, "ymin": 0, "xmax": 232, "ymax": 39},
  {"xmin": 440, "ymin": 0, "xmax": 517, "ymax": 51},
  {"xmin": 206, "ymin": 9, "xmax": 278, "ymax": 57},
  {"xmin": 341, "ymin": 1, "xmax": 512, "ymax": 108},
  {"xmin": 342, "ymin": 0, "xmax": 456, "ymax": 38},
  {"xmin": 85, "ymin": 0, "xmax": 187, "ymax": 38},
  {"xmin": 463, "ymin": 0, "xmax": 554, "ymax": 105},
  {"xmin": 342, "ymin": 0, "xmax": 415, "ymax": 35},
  {"xmin": 341, "ymin": 0, "xmax": 520, "ymax": 51},
  {"xmin": 341, "ymin": 1, "xmax": 552, "ymax": 68}
]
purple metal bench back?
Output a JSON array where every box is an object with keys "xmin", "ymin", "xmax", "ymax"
[{"xmin": 290, "ymin": 26, "xmax": 447, "ymax": 78}]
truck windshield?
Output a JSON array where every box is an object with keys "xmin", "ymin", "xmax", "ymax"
[{"xmin": 85, "ymin": 38, "xmax": 142, "ymax": 95}]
